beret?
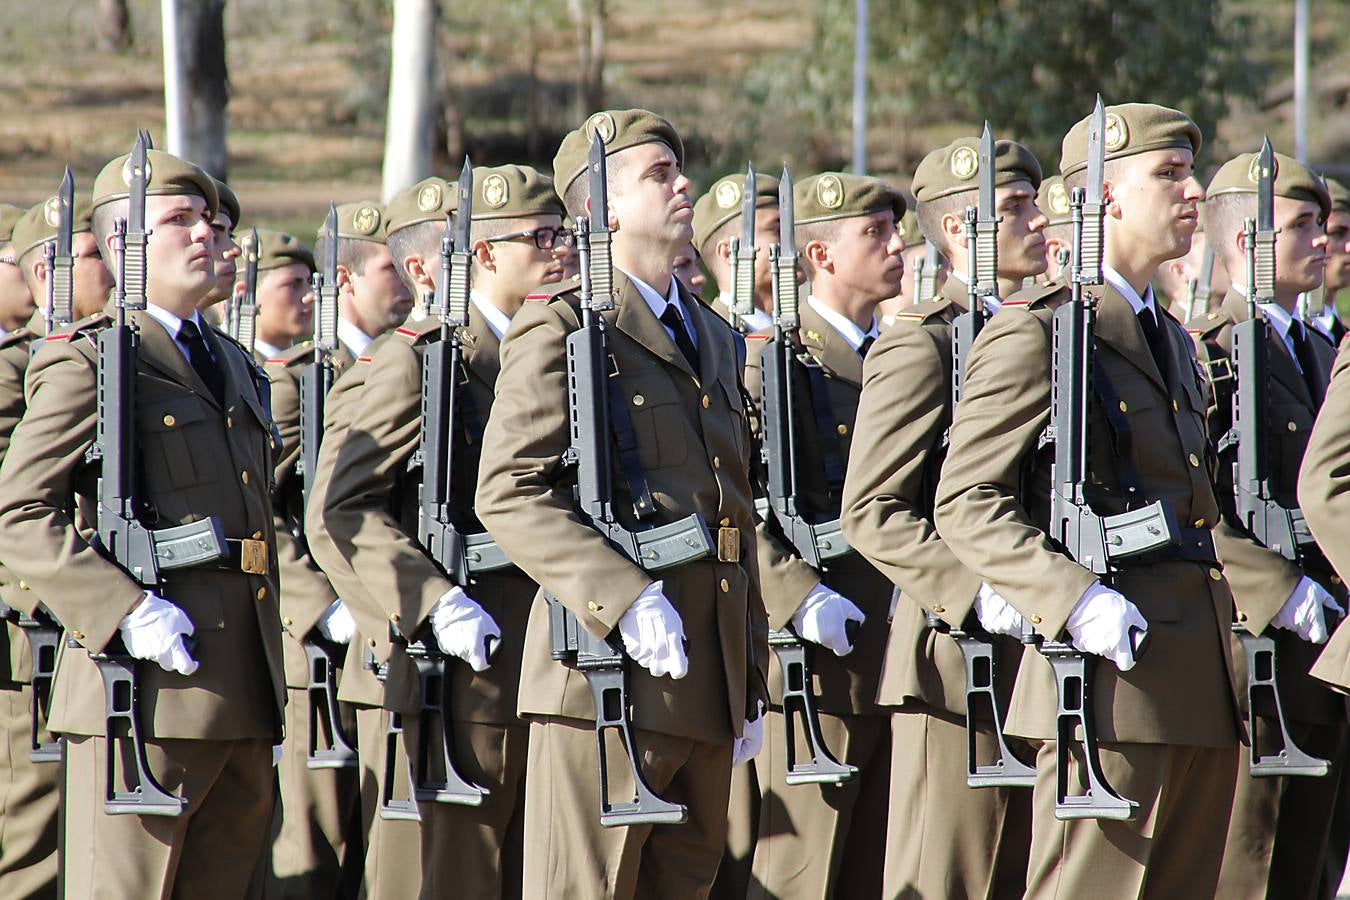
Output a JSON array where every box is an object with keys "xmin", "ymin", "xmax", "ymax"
[
  {"xmin": 1060, "ymin": 103, "xmax": 1201, "ymax": 180},
  {"xmin": 325, "ymin": 201, "xmax": 388, "ymax": 244},
  {"xmin": 385, "ymin": 177, "xmax": 456, "ymax": 237},
  {"xmin": 1207, "ymin": 150, "xmax": 1332, "ymax": 222},
  {"xmin": 92, "ymin": 148, "xmax": 219, "ymax": 219},
  {"xmin": 251, "ymin": 228, "xmax": 315, "ymax": 273},
  {"xmin": 471, "ymin": 164, "xmax": 564, "ymax": 221},
  {"xmin": 212, "ymin": 177, "xmax": 240, "ymax": 228},
  {"xmin": 912, "ymin": 137, "xmax": 1042, "ymax": 203},
  {"xmin": 553, "ymin": 109, "xmax": 684, "ymax": 199},
  {"xmin": 11, "ymin": 190, "xmax": 95, "ymax": 261},
  {"xmin": 0, "ymin": 204, "xmax": 25, "ymax": 244},
  {"xmin": 794, "ymin": 172, "xmax": 906, "ymax": 226},
  {"xmin": 1037, "ymin": 175, "xmax": 1072, "ymax": 227},
  {"xmin": 1325, "ymin": 176, "xmax": 1349, "ymax": 216},
  {"xmin": 897, "ymin": 207, "xmax": 923, "ymax": 244},
  {"xmin": 691, "ymin": 171, "xmax": 779, "ymax": 256}
]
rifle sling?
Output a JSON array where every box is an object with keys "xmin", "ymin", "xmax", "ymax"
[
  {"xmin": 1091, "ymin": 354, "xmax": 1146, "ymax": 501},
  {"xmin": 606, "ymin": 355, "xmax": 658, "ymax": 522},
  {"xmin": 801, "ymin": 361, "xmax": 846, "ymax": 502}
]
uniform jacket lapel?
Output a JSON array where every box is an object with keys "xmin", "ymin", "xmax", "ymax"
[
  {"xmin": 1219, "ymin": 291, "xmax": 1316, "ymax": 410},
  {"xmin": 463, "ymin": 303, "xmax": 502, "ymax": 391},
  {"xmin": 799, "ymin": 300, "xmax": 864, "ymax": 387},
  {"xmin": 1094, "ymin": 283, "xmax": 1167, "ymax": 393},
  {"xmin": 133, "ymin": 309, "xmax": 220, "ymax": 407},
  {"xmin": 614, "ymin": 271, "xmax": 698, "ymax": 379}
]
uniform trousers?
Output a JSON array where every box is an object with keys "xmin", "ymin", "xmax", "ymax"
[
  {"xmin": 354, "ymin": 704, "xmax": 422, "ymax": 900},
  {"xmin": 0, "ymin": 682, "xmax": 58, "ymax": 899},
  {"xmin": 708, "ymin": 760, "xmax": 759, "ymax": 900}
]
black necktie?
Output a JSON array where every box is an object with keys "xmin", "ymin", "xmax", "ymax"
[
  {"xmin": 659, "ymin": 302, "xmax": 701, "ymax": 373},
  {"xmin": 1290, "ymin": 321, "xmax": 1325, "ymax": 405},
  {"xmin": 858, "ymin": 335, "xmax": 876, "ymax": 360},
  {"xmin": 1137, "ymin": 306, "xmax": 1169, "ymax": 374},
  {"xmin": 178, "ymin": 319, "xmax": 226, "ymax": 405}
]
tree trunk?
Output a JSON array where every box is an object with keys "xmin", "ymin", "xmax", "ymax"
[
  {"xmin": 382, "ymin": 0, "xmax": 439, "ymax": 200},
  {"xmin": 98, "ymin": 0, "xmax": 133, "ymax": 52},
  {"xmin": 569, "ymin": 0, "xmax": 604, "ymax": 118},
  {"xmin": 162, "ymin": 0, "xmax": 229, "ymax": 179}
]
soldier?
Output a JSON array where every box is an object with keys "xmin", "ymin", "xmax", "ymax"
[
  {"xmin": 0, "ymin": 205, "xmax": 35, "ymax": 333},
  {"xmin": 741, "ymin": 171, "xmax": 902, "ymax": 900},
  {"xmin": 474, "ymin": 109, "xmax": 767, "ymax": 900},
  {"xmin": 1184, "ymin": 151, "xmax": 1345, "ymax": 900},
  {"xmin": 673, "ymin": 242, "xmax": 706, "ymax": 297},
  {"xmin": 933, "ymin": 103, "xmax": 1241, "ymax": 899},
  {"xmin": 316, "ymin": 201, "xmax": 414, "ymax": 346},
  {"xmin": 691, "ymin": 171, "xmax": 780, "ymax": 331},
  {"xmin": 878, "ymin": 207, "xmax": 921, "ymax": 322},
  {"xmin": 1038, "ymin": 175, "xmax": 1073, "ymax": 282},
  {"xmin": 1156, "ymin": 219, "xmax": 1229, "ymax": 319},
  {"xmin": 841, "ymin": 135, "xmax": 1046, "ymax": 900},
  {"xmin": 250, "ymin": 230, "xmax": 316, "ymax": 360},
  {"xmin": 1311, "ymin": 178, "xmax": 1349, "ymax": 343},
  {"xmin": 200, "ymin": 176, "xmax": 242, "ymax": 320},
  {"xmin": 0, "ymin": 148, "xmax": 285, "ymax": 898}
]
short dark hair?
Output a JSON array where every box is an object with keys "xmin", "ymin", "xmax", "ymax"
[
  {"xmin": 386, "ymin": 220, "xmax": 443, "ymax": 291},
  {"xmin": 561, "ymin": 152, "xmax": 627, "ymax": 220}
]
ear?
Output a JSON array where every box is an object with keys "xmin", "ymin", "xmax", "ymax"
[
  {"xmin": 941, "ymin": 211, "xmax": 966, "ymax": 248},
  {"xmin": 29, "ymin": 256, "xmax": 47, "ymax": 286},
  {"xmin": 803, "ymin": 240, "xmax": 831, "ymax": 273},
  {"xmin": 715, "ymin": 237, "xmax": 733, "ymax": 264},
  {"xmin": 335, "ymin": 264, "xmax": 353, "ymax": 291},
  {"xmin": 403, "ymin": 255, "xmax": 433, "ymax": 292},
  {"xmin": 473, "ymin": 239, "xmax": 495, "ymax": 271},
  {"xmin": 1103, "ymin": 180, "xmax": 1123, "ymax": 219}
]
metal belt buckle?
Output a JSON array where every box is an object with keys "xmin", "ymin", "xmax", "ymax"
[
  {"xmin": 240, "ymin": 539, "xmax": 269, "ymax": 575},
  {"xmin": 1202, "ymin": 356, "xmax": 1233, "ymax": 384},
  {"xmin": 717, "ymin": 527, "xmax": 741, "ymax": 563}
]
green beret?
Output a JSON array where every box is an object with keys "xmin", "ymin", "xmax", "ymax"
[
  {"xmin": 552, "ymin": 109, "xmax": 684, "ymax": 200},
  {"xmin": 794, "ymin": 172, "xmax": 906, "ymax": 226},
  {"xmin": 1207, "ymin": 150, "xmax": 1332, "ymax": 222},
  {"xmin": 385, "ymin": 177, "xmax": 456, "ymax": 237},
  {"xmin": 1060, "ymin": 103, "xmax": 1201, "ymax": 180},
  {"xmin": 252, "ymin": 229, "xmax": 315, "ymax": 273},
  {"xmin": 92, "ymin": 148, "xmax": 219, "ymax": 219},
  {"xmin": 912, "ymin": 137, "xmax": 1043, "ymax": 203},
  {"xmin": 0, "ymin": 204, "xmax": 25, "ymax": 244},
  {"xmin": 896, "ymin": 208, "xmax": 923, "ymax": 245},
  {"xmin": 212, "ymin": 177, "xmax": 240, "ymax": 227},
  {"xmin": 1326, "ymin": 177, "xmax": 1349, "ymax": 216},
  {"xmin": 471, "ymin": 164, "xmax": 563, "ymax": 221},
  {"xmin": 1038, "ymin": 175, "xmax": 1072, "ymax": 227},
  {"xmin": 691, "ymin": 171, "xmax": 779, "ymax": 256},
  {"xmin": 325, "ymin": 202, "xmax": 388, "ymax": 244},
  {"xmin": 11, "ymin": 190, "xmax": 96, "ymax": 261}
]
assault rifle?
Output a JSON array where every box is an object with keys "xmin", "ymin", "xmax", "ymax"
[
  {"xmin": 548, "ymin": 132, "xmax": 716, "ymax": 827},
  {"xmin": 726, "ymin": 163, "xmax": 758, "ymax": 332},
  {"xmin": 1226, "ymin": 138, "xmax": 1329, "ymax": 777},
  {"xmin": 759, "ymin": 166, "xmax": 856, "ymax": 785}
]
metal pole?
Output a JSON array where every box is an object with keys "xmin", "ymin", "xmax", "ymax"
[
  {"xmin": 1294, "ymin": 0, "xmax": 1309, "ymax": 163},
  {"xmin": 852, "ymin": 0, "xmax": 868, "ymax": 174},
  {"xmin": 161, "ymin": 0, "xmax": 185, "ymax": 154}
]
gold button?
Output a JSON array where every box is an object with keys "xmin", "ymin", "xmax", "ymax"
[
  {"xmin": 368, "ymin": 638, "xmax": 376, "ymax": 647},
  {"xmin": 1188, "ymin": 453, "xmax": 1200, "ymax": 468},
  {"xmin": 1118, "ymin": 401, "xmax": 1128, "ymax": 413},
  {"xmin": 1193, "ymin": 519, "xmax": 1205, "ymax": 528},
  {"xmin": 836, "ymin": 423, "xmax": 849, "ymax": 436},
  {"xmin": 256, "ymin": 587, "xmax": 267, "ymax": 601},
  {"xmin": 227, "ymin": 416, "xmax": 234, "ymax": 428},
  {"xmin": 932, "ymin": 605, "xmax": 945, "ymax": 614},
  {"xmin": 1172, "ymin": 400, "xmax": 1180, "ymax": 412},
  {"xmin": 713, "ymin": 456, "xmax": 721, "ymax": 469},
  {"xmin": 1333, "ymin": 575, "xmax": 1343, "ymax": 586},
  {"xmin": 252, "ymin": 531, "xmax": 263, "ymax": 540},
  {"xmin": 1287, "ymin": 421, "xmax": 1297, "ymax": 432},
  {"xmin": 720, "ymin": 517, "xmax": 731, "ymax": 526},
  {"xmin": 1030, "ymin": 615, "xmax": 1042, "ymax": 625},
  {"xmin": 632, "ymin": 394, "xmax": 645, "ymax": 407},
  {"xmin": 18, "ymin": 581, "xmax": 28, "ymax": 591},
  {"xmin": 163, "ymin": 414, "xmax": 176, "ymax": 427},
  {"xmin": 282, "ymin": 616, "xmax": 293, "ymax": 627},
  {"xmin": 389, "ymin": 612, "xmax": 400, "ymax": 623},
  {"xmin": 72, "ymin": 630, "xmax": 84, "ymax": 641},
  {"xmin": 719, "ymin": 579, "xmax": 729, "ymax": 592},
  {"xmin": 1209, "ymin": 568, "xmax": 1222, "ymax": 582},
  {"xmin": 1237, "ymin": 610, "xmax": 1248, "ymax": 622},
  {"xmin": 587, "ymin": 601, "xmax": 601, "ymax": 613},
  {"xmin": 702, "ymin": 395, "xmax": 711, "ymax": 409},
  {"xmin": 241, "ymin": 469, "xmax": 250, "ymax": 484}
]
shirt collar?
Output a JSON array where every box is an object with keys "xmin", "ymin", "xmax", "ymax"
[
  {"xmin": 944, "ymin": 268, "xmax": 1001, "ymax": 313},
  {"xmin": 470, "ymin": 291, "xmax": 512, "ymax": 341},
  {"xmin": 740, "ymin": 308, "xmax": 773, "ymax": 331},
  {"xmin": 253, "ymin": 339, "xmax": 285, "ymax": 360},
  {"xmin": 1102, "ymin": 264, "xmax": 1157, "ymax": 317},
  {"xmin": 337, "ymin": 317, "xmax": 375, "ymax": 357},
  {"xmin": 806, "ymin": 295, "xmax": 878, "ymax": 352},
  {"xmin": 621, "ymin": 267, "xmax": 681, "ymax": 321},
  {"xmin": 146, "ymin": 302, "xmax": 211, "ymax": 340},
  {"xmin": 1256, "ymin": 299, "xmax": 1300, "ymax": 342}
]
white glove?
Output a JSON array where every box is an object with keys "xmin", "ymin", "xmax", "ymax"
[
  {"xmin": 1271, "ymin": 576, "xmax": 1344, "ymax": 644},
  {"xmin": 732, "ymin": 700, "xmax": 766, "ymax": 767},
  {"xmin": 791, "ymin": 583, "xmax": 865, "ymax": 657},
  {"xmin": 272, "ymin": 744, "xmax": 284, "ymax": 767},
  {"xmin": 618, "ymin": 581, "xmax": 688, "ymax": 679},
  {"xmin": 316, "ymin": 598, "xmax": 356, "ymax": 644},
  {"xmin": 974, "ymin": 582, "xmax": 1025, "ymax": 637},
  {"xmin": 119, "ymin": 592, "xmax": 198, "ymax": 676},
  {"xmin": 1065, "ymin": 582, "xmax": 1149, "ymax": 672},
  {"xmin": 429, "ymin": 586, "xmax": 501, "ymax": 672}
]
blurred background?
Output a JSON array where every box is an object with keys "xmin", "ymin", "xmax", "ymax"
[{"xmin": 0, "ymin": 0, "xmax": 1347, "ymax": 238}]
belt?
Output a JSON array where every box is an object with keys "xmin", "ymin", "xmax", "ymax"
[
  {"xmin": 1136, "ymin": 528, "xmax": 1218, "ymax": 566},
  {"xmin": 202, "ymin": 538, "xmax": 270, "ymax": 575}
]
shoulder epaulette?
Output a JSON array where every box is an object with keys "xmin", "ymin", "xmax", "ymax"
[
  {"xmin": 1184, "ymin": 308, "xmax": 1231, "ymax": 337},
  {"xmin": 45, "ymin": 312, "xmax": 112, "ymax": 342},
  {"xmin": 526, "ymin": 274, "xmax": 581, "ymax": 303},
  {"xmin": 265, "ymin": 340, "xmax": 315, "ymax": 367},
  {"xmin": 393, "ymin": 317, "xmax": 442, "ymax": 346},
  {"xmin": 746, "ymin": 333, "xmax": 771, "ymax": 342},
  {"xmin": 1003, "ymin": 278, "xmax": 1065, "ymax": 310},
  {"xmin": 0, "ymin": 327, "xmax": 35, "ymax": 351}
]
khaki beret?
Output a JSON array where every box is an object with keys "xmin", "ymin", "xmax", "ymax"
[
  {"xmin": 11, "ymin": 191, "xmax": 96, "ymax": 261},
  {"xmin": 92, "ymin": 148, "xmax": 219, "ymax": 218},
  {"xmin": 553, "ymin": 109, "xmax": 684, "ymax": 199},
  {"xmin": 1038, "ymin": 175, "xmax": 1072, "ymax": 227},
  {"xmin": 1207, "ymin": 150, "xmax": 1332, "ymax": 222},
  {"xmin": 252, "ymin": 229, "xmax": 315, "ymax": 273},
  {"xmin": 912, "ymin": 137, "xmax": 1043, "ymax": 203},
  {"xmin": 385, "ymin": 177, "xmax": 456, "ymax": 237},
  {"xmin": 794, "ymin": 172, "xmax": 906, "ymax": 226},
  {"xmin": 1326, "ymin": 177, "xmax": 1349, "ymax": 216},
  {"xmin": 691, "ymin": 171, "xmax": 779, "ymax": 256},
  {"xmin": 471, "ymin": 164, "xmax": 563, "ymax": 221},
  {"xmin": 0, "ymin": 204, "xmax": 25, "ymax": 245},
  {"xmin": 897, "ymin": 208, "xmax": 923, "ymax": 245},
  {"xmin": 212, "ymin": 177, "xmax": 240, "ymax": 227},
  {"xmin": 1060, "ymin": 103, "xmax": 1201, "ymax": 180},
  {"xmin": 325, "ymin": 201, "xmax": 388, "ymax": 244}
]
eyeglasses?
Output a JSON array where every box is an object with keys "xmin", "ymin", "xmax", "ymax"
[{"xmin": 485, "ymin": 226, "xmax": 575, "ymax": 251}]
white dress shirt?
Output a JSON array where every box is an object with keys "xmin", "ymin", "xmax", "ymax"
[
  {"xmin": 622, "ymin": 268, "xmax": 698, "ymax": 349},
  {"xmin": 145, "ymin": 303, "xmax": 216, "ymax": 364},
  {"xmin": 805, "ymin": 295, "xmax": 877, "ymax": 353},
  {"xmin": 947, "ymin": 268, "xmax": 1002, "ymax": 314},
  {"xmin": 337, "ymin": 317, "xmax": 376, "ymax": 358},
  {"xmin": 1102, "ymin": 264, "xmax": 1159, "ymax": 320},
  {"xmin": 470, "ymin": 291, "xmax": 512, "ymax": 342}
]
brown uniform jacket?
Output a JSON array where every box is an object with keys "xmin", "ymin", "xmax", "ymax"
[
  {"xmin": 475, "ymin": 271, "xmax": 767, "ymax": 744},
  {"xmin": 0, "ymin": 310, "xmax": 284, "ymax": 739},
  {"xmin": 841, "ymin": 277, "xmax": 1022, "ymax": 717},
  {"xmin": 933, "ymin": 280, "xmax": 1241, "ymax": 747},
  {"xmin": 264, "ymin": 341, "xmax": 354, "ymax": 690},
  {"xmin": 1189, "ymin": 291, "xmax": 1344, "ymax": 724},
  {"xmin": 743, "ymin": 299, "xmax": 893, "ymax": 716},
  {"xmin": 311, "ymin": 308, "xmax": 535, "ymax": 722},
  {"xmin": 0, "ymin": 327, "xmax": 38, "ymax": 683}
]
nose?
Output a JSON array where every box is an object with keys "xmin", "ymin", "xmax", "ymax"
[
  {"xmin": 1028, "ymin": 206, "xmax": 1049, "ymax": 233},
  {"xmin": 886, "ymin": 228, "xmax": 905, "ymax": 255},
  {"xmin": 1183, "ymin": 176, "xmax": 1205, "ymax": 203},
  {"xmin": 673, "ymin": 173, "xmax": 692, "ymax": 196}
]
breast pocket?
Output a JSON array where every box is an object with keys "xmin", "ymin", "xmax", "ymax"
[
  {"xmin": 618, "ymin": 370, "xmax": 688, "ymax": 470},
  {"xmin": 138, "ymin": 394, "xmax": 216, "ymax": 491},
  {"xmin": 719, "ymin": 374, "xmax": 751, "ymax": 465}
]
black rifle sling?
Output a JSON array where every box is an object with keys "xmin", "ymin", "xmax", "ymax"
[
  {"xmin": 1090, "ymin": 353, "xmax": 1147, "ymax": 501},
  {"xmin": 606, "ymin": 353, "xmax": 658, "ymax": 523},
  {"xmin": 802, "ymin": 360, "xmax": 846, "ymax": 501}
]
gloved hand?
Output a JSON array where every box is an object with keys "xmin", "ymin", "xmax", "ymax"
[
  {"xmin": 316, "ymin": 598, "xmax": 356, "ymax": 644},
  {"xmin": 974, "ymin": 582, "xmax": 1025, "ymax": 637},
  {"xmin": 1271, "ymin": 576, "xmax": 1344, "ymax": 644},
  {"xmin": 1065, "ymin": 582, "xmax": 1149, "ymax": 672},
  {"xmin": 618, "ymin": 581, "xmax": 688, "ymax": 679},
  {"xmin": 118, "ymin": 591, "xmax": 198, "ymax": 676},
  {"xmin": 733, "ymin": 700, "xmax": 766, "ymax": 767},
  {"xmin": 429, "ymin": 586, "xmax": 501, "ymax": 672},
  {"xmin": 791, "ymin": 584, "xmax": 865, "ymax": 656}
]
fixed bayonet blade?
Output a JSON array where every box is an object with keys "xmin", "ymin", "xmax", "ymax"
[
  {"xmin": 121, "ymin": 133, "xmax": 150, "ymax": 310},
  {"xmin": 916, "ymin": 240, "xmax": 940, "ymax": 303},
  {"xmin": 586, "ymin": 132, "xmax": 614, "ymax": 312},
  {"xmin": 1085, "ymin": 98, "xmax": 1105, "ymax": 209},
  {"xmin": 772, "ymin": 165, "xmax": 800, "ymax": 330},
  {"xmin": 316, "ymin": 204, "xmax": 339, "ymax": 352},
  {"xmin": 446, "ymin": 159, "xmax": 473, "ymax": 329},
  {"xmin": 237, "ymin": 227, "xmax": 259, "ymax": 349},
  {"xmin": 730, "ymin": 162, "xmax": 758, "ymax": 322},
  {"xmin": 51, "ymin": 168, "xmax": 75, "ymax": 324},
  {"xmin": 1076, "ymin": 96, "xmax": 1106, "ymax": 287},
  {"xmin": 1254, "ymin": 137, "xmax": 1278, "ymax": 304},
  {"xmin": 975, "ymin": 121, "xmax": 1000, "ymax": 300}
]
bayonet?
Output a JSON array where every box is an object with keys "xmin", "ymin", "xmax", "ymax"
[
  {"xmin": 50, "ymin": 168, "xmax": 74, "ymax": 326},
  {"xmin": 915, "ymin": 241, "xmax": 940, "ymax": 304},
  {"xmin": 974, "ymin": 122, "xmax": 999, "ymax": 303},
  {"xmin": 728, "ymin": 163, "xmax": 758, "ymax": 329},
  {"xmin": 235, "ymin": 227, "xmax": 259, "ymax": 350},
  {"xmin": 586, "ymin": 134, "xmax": 615, "ymax": 312},
  {"xmin": 445, "ymin": 160, "xmax": 473, "ymax": 329},
  {"xmin": 122, "ymin": 133, "xmax": 149, "ymax": 312},
  {"xmin": 1252, "ymin": 137, "xmax": 1277, "ymax": 310}
]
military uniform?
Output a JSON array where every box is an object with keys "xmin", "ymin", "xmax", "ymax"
[
  {"xmin": 933, "ymin": 105, "xmax": 1242, "ymax": 900},
  {"xmin": 1186, "ymin": 154, "xmax": 1349, "ymax": 900},
  {"xmin": 1305, "ymin": 335, "xmax": 1350, "ymax": 691}
]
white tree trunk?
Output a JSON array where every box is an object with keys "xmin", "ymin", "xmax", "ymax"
[
  {"xmin": 161, "ymin": 0, "xmax": 229, "ymax": 178},
  {"xmin": 383, "ymin": 0, "xmax": 438, "ymax": 202}
]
